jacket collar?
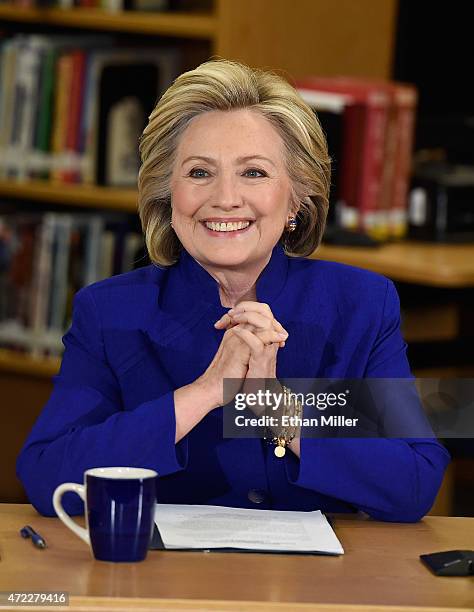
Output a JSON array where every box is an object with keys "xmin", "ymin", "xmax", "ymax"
[
  {"xmin": 170, "ymin": 242, "xmax": 289, "ymax": 310},
  {"xmin": 145, "ymin": 242, "xmax": 289, "ymax": 347}
]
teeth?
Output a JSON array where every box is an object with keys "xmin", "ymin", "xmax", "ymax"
[{"xmin": 204, "ymin": 221, "xmax": 251, "ymax": 232}]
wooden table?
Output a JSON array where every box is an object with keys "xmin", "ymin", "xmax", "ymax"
[{"xmin": 0, "ymin": 505, "xmax": 472, "ymax": 611}]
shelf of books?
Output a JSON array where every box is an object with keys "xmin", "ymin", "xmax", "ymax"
[
  {"xmin": 294, "ymin": 76, "xmax": 417, "ymax": 241},
  {"xmin": 0, "ymin": 4, "xmax": 216, "ymax": 38},
  {"xmin": 0, "ymin": 180, "xmax": 137, "ymax": 211},
  {"xmin": 0, "ymin": 27, "xmax": 167, "ymax": 373},
  {"xmin": 0, "ymin": 5, "xmax": 417, "ymax": 377},
  {"xmin": 0, "ymin": 209, "xmax": 147, "ymax": 361}
]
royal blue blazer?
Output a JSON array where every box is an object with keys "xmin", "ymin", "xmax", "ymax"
[{"xmin": 17, "ymin": 243, "xmax": 450, "ymax": 521}]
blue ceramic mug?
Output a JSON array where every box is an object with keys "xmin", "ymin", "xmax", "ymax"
[{"xmin": 53, "ymin": 467, "xmax": 157, "ymax": 562}]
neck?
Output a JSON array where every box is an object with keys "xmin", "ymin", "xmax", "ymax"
[{"xmin": 201, "ymin": 254, "xmax": 272, "ymax": 308}]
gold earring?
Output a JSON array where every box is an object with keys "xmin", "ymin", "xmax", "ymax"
[{"xmin": 286, "ymin": 216, "xmax": 297, "ymax": 232}]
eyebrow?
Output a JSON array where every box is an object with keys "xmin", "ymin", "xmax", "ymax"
[{"xmin": 181, "ymin": 155, "xmax": 276, "ymax": 168}]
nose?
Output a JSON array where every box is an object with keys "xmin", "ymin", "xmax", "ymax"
[{"xmin": 212, "ymin": 171, "xmax": 243, "ymax": 210}]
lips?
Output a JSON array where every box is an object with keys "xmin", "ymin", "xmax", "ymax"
[
  {"xmin": 200, "ymin": 219, "xmax": 255, "ymax": 223},
  {"xmin": 201, "ymin": 219, "xmax": 255, "ymax": 231},
  {"xmin": 201, "ymin": 219, "xmax": 255, "ymax": 236}
]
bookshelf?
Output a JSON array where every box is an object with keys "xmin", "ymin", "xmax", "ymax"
[
  {"xmin": 0, "ymin": 0, "xmax": 398, "ymax": 79},
  {"xmin": 0, "ymin": 4, "xmax": 216, "ymax": 38},
  {"xmin": 0, "ymin": 0, "xmax": 402, "ymax": 504},
  {"xmin": 0, "ymin": 179, "xmax": 137, "ymax": 211},
  {"xmin": 0, "ymin": 241, "xmax": 473, "ymax": 379},
  {"xmin": 0, "ymin": 0, "xmax": 399, "ymax": 371},
  {"xmin": 315, "ymin": 242, "xmax": 474, "ymax": 288},
  {"xmin": 2, "ymin": 2, "xmax": 471, "ymax": 518},
  {"xmin": 0, "ymin": 347, "xmax": 59, "ymax": 377}
]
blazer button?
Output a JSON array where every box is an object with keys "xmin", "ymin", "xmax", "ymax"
[{"xmin": 247, "ymin": 488, "xmax": 268, "ymax": 504}]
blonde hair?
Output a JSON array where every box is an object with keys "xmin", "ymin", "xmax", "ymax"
[{"xmin": 138, "ymin": 58, "xmax": 331, "ymax": 266}]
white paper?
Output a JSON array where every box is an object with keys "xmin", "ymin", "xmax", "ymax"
[{"xmin": 154, "ymin": 504, "xmax": 344, "ymax": 555}]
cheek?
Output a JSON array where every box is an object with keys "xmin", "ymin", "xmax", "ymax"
[
  {"xmin": 171, "ymin": 183, "xmax": 203, "ymax": 218},
  {"xmin": 251, "ymin": 182, "xmax": 290, "ymax": 209},
  {"xmin": 255, "ymin": 193, "xmax": 290, "ymax": 221}
]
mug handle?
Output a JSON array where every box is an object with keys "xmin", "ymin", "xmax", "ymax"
[{"xmin": 52, "ymin": 483, "xmax": 90, "ymax": 545}]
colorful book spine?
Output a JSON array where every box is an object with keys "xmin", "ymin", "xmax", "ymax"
[
  {"xmin": 390, "ymin": 84, "xmax": 418, "ymax": 239},
  {"xmin": 0, "ymin": 40, "xmax": 19, "ymax": 179},
  {"xmin": 50, "ymin": 52, "xmax": 74, "ymax": 182},
  {"xmin": 295, "ymin": 76, "xmax": 417, "ymax": 240},
  {"xmin": 33, "ymin": 46, "xmax": 56, "ymax": 180},
  {"xmin": 29, "ymin": 213, "xmax": 56, "ymax": 356},
  {"xmin": 64, "ymin": 49, "xmax": 87, "ymax": 183}
]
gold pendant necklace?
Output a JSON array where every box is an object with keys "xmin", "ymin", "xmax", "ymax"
[
  {"xmin": 274, "ymin": 437, "xmax": 286, "ymax": 458},
  {"xmin": 274, "ymin": 445, "xmax": 286, "ymax": 458}
]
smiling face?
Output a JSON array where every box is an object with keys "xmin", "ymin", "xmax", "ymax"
[{"xmin": 169, "ymin": 109, "xmax": 297, "ymax": 271}]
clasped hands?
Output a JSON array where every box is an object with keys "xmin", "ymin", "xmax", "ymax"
[
  {"xmin": 214, "ymin": 301, "xmax": 288, "ymax": 377},
  {"xmin": 200, "ymin": 301, "xmax": 288, "ymax": 408}
]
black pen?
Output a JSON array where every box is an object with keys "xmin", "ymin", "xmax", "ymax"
[{"xmin": 20, "ymin": 525, "xmax": 47, "ymax": 549}]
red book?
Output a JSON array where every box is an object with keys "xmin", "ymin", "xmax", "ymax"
[
  {"xmin": 294, "ymin": 77, "xmax": 391, "ymax": 238},
  {"xmin": 332, "ymin": 78, "xmax": 418, "ymax": 240},
  {"xmin": 63, "ymin": 50, "xmax": 87, "ymax": 183},
  {"xmin": 332, "ymin": 78, "xmax": 418, "ymax": 239},
  {"xmin": 389, "ymin": 83, "xmax": 418, "ymax": 239},
  {"xmin": 339, "ymin": 103, "xmax": 366, "ymax": 230}
]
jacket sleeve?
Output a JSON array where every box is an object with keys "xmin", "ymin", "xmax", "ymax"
[
  {"xmin": 285, "ymin": 279, "xmax": 451, "ymax": 522},
  {"xmin": 16, "ymin": 287, "xmax": 188, "ymax": 517}
]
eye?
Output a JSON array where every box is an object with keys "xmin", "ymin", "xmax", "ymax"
[
  {"xmin": 245, "ymin": 168, "xmax": 266, "ymax": 178},
  {"xmin": 187, "ymin": 167, "xmax": 267, "ymax": 179},
  {"xmin": 188, "ymin": 167, "xmax": 210, "ymax": 178}
]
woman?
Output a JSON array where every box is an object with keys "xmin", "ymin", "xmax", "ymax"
[{"xmin": 17, "ymin": 59, "xmax": 449, "ymax": 521}]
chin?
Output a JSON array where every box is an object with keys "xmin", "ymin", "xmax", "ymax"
[{"xmin": 200, "ymin": 247, "xmax": 256, "ymax": 268}]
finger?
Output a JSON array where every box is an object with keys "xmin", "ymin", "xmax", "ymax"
[
  {"xmin": 215, "ymin": 305, "xmax": 288, "ymax": 341},
  {"xmin": 229, "ymin": 302, "xmax": 287, "ymax": 334},
  {"xmin": 231, "ymin": 326, "xmax": 265, "ymax": 353},
  {"xmin": 273, "ymin": 320, "xmax": 287, "ymax": 334},
  {"xmin": 230, "ymin": 313, "xmax": 288, "ymax": 339},
  {"xmin": 229, "ymin": 311, "xmax": 274, "ymax": 330},
  {"xmin": 232, "ymin": 326, "xmax": 286, "ymax": 351},
  {"xmin": 229, "ymin": 301, "xmax": 273, "ymax": 318},
  {"xmin": 214, "ymin": 313, "xmax": 233, "ymax": 328},
  {"xmin": 257, "ymin": 329, "xmax": 288, "ymax": 345}
]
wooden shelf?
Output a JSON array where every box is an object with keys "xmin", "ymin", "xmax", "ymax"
[
  {"xmin": 0, "ymin": 179, "xmax": 138, "ymax": 212},
  {"xmin": 0, "ymin": 348, "xmax": 60, "ymax": 378},
  {"xmin": 314, "ymin": 241, "xmax": 474, "ymax": 288},
  {"xmin": 0, "ymin": 5, "xmax": 216, "ymax": 38}
]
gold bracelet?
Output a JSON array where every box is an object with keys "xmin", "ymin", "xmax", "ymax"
[{"xmin": 272, "ymin": 385, "xmax": 303, "ymax": 458}]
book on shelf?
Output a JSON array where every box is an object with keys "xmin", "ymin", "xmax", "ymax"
[
  {"xmin": 1, "ymin": 34, "xmax": 114, "ymax": 181},
  {"xmin": 0, "ymin": 34, "xmax": 181, "ymax": 186},
  {"xmin": 100, "ymin": 0, "xmax": 170, "ymax": 11},
  {"xmin": 389, "ymin": 83, "xmax": 418, "ymax": 238},
  {"xmin": 0, "ymin": 0, "xmax": 171, "ymax": 11},
  {"xmin": 294, "ymin": 76, "xmax": 417, "ymax": 240},
  {"xmin": 91, "ymin": 48, "xmax": 178, "ymax": 186},
  {"xmin": 0, "ymin": 211, "xmax": 146, "ymax": 357}
]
